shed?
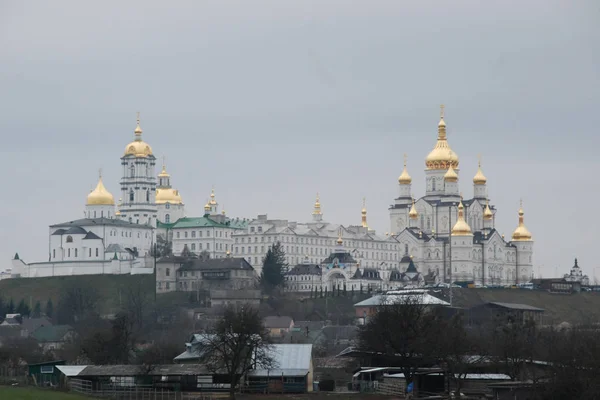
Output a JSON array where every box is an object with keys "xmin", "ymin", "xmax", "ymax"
[
  {"xmin": 28, "ymin": 360, "xmax": 65, "ymax": 387},
  {"xmin": 246, "ymin": 344, "xmax": 314, "ymax": 394}
]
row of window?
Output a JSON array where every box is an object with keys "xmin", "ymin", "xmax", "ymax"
[
  {"xmin": 53, "ymin": 247, "xmax": 99, "ymax": 258},
  {"xmin": 108, "ymin": 230, "xmax": 149, "ymax": 238},
  {"xmin": 176, "ymin": 230, "xmax": 229, "ymax": 239},
  {"xmin": 235, "ymin": 235, "xmax": 398, "ymax": 251}
]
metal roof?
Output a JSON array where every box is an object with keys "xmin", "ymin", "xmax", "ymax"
[
  {"xmin": 487, "ymin": 302, "xmax": 545, "ymax": 312},
  {"xmin": 248, "ymin": 344, "xmax": 312, "ymax": 377},
  {"xmin": 354, "ymin": 293, "xmax": 450, "ymax": 307},
  {"xmin": 56, "ymin": 365, "xmax": 88, "ymax": 377}
]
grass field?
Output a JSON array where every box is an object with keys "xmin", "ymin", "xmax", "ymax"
[{"xmin": 0, "ymin": 386, "xmax": 91, "ymax": 400}]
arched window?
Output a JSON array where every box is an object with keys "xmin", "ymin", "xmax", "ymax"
[
  {"xmin": 426, "ymin": 217, "xmax": 431, "ymax": 230},
  {"xmin": 129, "ymin": 165, "xmax": 135, "ymax": 177},
  {"xmin": 101, "ymin": 210, "xmax": 104, "ymax": 218},
  {"xmin": 146, "ymin": 190, "xmax": 150, "ymax": 202},
  {"xmin": 165, "ymin": 214, "xmax": 171, "ymax": 223},
  {"xmin": 75, "ymin": 248, "xmax": 78, "ymax": 257},
  {"xmin": 129, "ymin": 190, "xmax": 134, "ymax": 202},
  {"xmin": 66, "ymin": 235, "xmax": 73, "ymax": 243},
  {"xmin": 404, "ymin": 244, "xmax": 409, "ymax": 254},
  {"xmin": 420, "ymin": 214, "xmax": 425, "ymax": 228},
  {"xmin": 432, "ymin": 178, "xmax": 436, "ymax": 191},
  {"xmin": 165, "ymin": 203, "xmax": 170, "ymax": 209}
]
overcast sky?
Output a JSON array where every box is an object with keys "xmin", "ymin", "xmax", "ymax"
[{"xmin": 1, "ymin": 0, "xmax": 598, "ymax": 279}]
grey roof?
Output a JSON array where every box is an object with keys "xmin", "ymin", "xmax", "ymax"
[
  {"xmin": 322, "ymin": 251, "xmax": 357, "ymax": 265},
  {"xmin": 83, "ymin": 231, "xmax": 101, "ymax": 240},
  {"xmin": 287, "ymin": 264, "xmax": 321, "ymax": 276},
  {"xmin": 105, "ymin": 243, "xmax": 126, "ymax": 253},
  {"xmin": 248, "ymin": 344, "xmax": 313, "ymax": 377},
  {"xmin": 21, "ymin": 317, "xmax": 52, "ymax": 333},
  {"xmin": 77, "ymin": 364, "xmax": 210, "ymax": 377},
  {"xmin": 65, "ymin": 226, "xmax": 87, "ymax": 235},
  {"xmin": 264, "ymin": 316, "xmax": 294, "ymax": 329},
  {"xmin": 179, "ymin": 257, "xmax": 254, "ymax": 271},
  {"xmin": 487, "ymin": 302, "xmax": 545, "ymax": 312},
  {"xmin": 51, "ymin": 229, "xmax": 67, "ymax": 235},
  {"xmin": 406, "ymin": 259, "xmax": 418, "ymax": 274},
  {"xmin": 50, "ymin": 217, "xmax": 153, "ymax": 229}
]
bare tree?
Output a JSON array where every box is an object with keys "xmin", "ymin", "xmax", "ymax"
[
  {"xmin": 198, "ymin": 305, "xmax": 274, "ymax": 399},
  {"xmin": 357, "ymin": 294, "xmax": 444, "ymax": 385},
  {"xmin": 56, "ymin": 282, "xmax": 100, "ymax": 324}
]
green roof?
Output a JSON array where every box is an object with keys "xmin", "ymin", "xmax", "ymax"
[
  {"xmin": 32, "ymin": 325, "xmax": 73, "ymax": 342},
  {"xmin": 162, "ymin": 217, "xmax": 249, "ymax": 230}
]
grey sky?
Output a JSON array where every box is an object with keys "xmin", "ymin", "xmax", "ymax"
[{"xmin": 1, "ymin": 1, "xmax": 598, "ymax": 279}]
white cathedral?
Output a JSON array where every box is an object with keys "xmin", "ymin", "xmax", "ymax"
[{"xmin": 11, "ymin": 108, "xmax": 534, "ymax": 286}]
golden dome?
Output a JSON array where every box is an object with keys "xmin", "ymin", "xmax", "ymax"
[
  {"xmin": 156, "ymin": 188, "xmax": 183, "ymax": 205},
  {"xmin": 313, "ymin": 193, "xmax": 322, "ymax": 215},
  {"xmin": 209, "ymin": 188, "xmax": 217, "ymax": 205},
  {"xmin": 451, "ymin": 199, "xmax": 473, "ymax": 236},
  {"xmin": 473, "ymin": 156, "xmax": 487, "ymax": 185},
  {"xmin": 483, "ymin": 199, "xmax": 493, "ymax": 220},
  {"xmin": 409, "ymin": 198, "xmax": 418, "ymax": 220},
  {"xmin": 361, "ymin": 198, "xmax": 368, "ymax": 228},
  {"xmin": 204, "ymin": 202, "xmax": 211, "ymax": 212},
  {"xmin": 511, "ymin": 201, "xmax": 533, "ymax": 241},
  {"xmin": 398, "ymin": 154, "xmax": 412, "ymax": 184},
  {"xmin": 425, "ymin": 105, "xmax": 459, "ymax": 170},
  {"xmin": 124, "ymin": 114, "xmax": 153, "ymax": 157},
  {"xmin": 87, "ymin": 176, "xmax": 115, "ymax": 206},
  {"xmin": 444, "ymin": 165, "xmax": 458, "ymax": 182},
  {"xmin": 336, "ymin": 236, "xmax": 343, "ymax": 245},
  {"xmin": 158, "ymin": 164, "xmax": 170, "ymax": 178}
]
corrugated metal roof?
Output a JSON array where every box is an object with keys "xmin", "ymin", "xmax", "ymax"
[
  {"xmin": 354, "ymin": 293, "xmax": 450, "ymax": 307},
  {"xmin": 488, "ymin": 302, "xmax": 544, "ymax": 312},
  {"xmin": 248, "ymin": 344, "xmax": 312, "ymax": 377},
  {"xmin": 56, "ymin": 365, "xmax": 88, "ymax": 377}
]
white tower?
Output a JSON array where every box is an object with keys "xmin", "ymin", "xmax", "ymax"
[
  {"xmin": 482, "ymin": 199, "xmax": 494, "ymax": 231},
  {"xmin": 155, "ymin": 160, "xmax": 185, "ymax": 224},
  {"xmin": 85, "ymin": 171, "xmax": 115, "ymax": 219},
  {"xmin": 473, "ymin": 155, "xmax": 487, "ymax": 199},
  {"xmin": 510, "ymin": 200, "xmax": 534, "ymax": 284},
  {"xmin": 389, "ymin": 155, "xmax": 413, "ymax": 234},
  {"xmin": 119, "ymin": 113, "xmax": 157, "ymax": 226},
  {"xmin": 450, "ymin": 198, "xmax": 474, "ymax": 283},
  {"xmin": 312, "ymin": 193, "xmax": 323, "ymax": 222}
]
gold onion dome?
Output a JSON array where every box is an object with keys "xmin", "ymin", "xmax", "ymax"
[
  {"xmin": 483, "ymin": 199, "xmax": 493, "ymax": 220},
  {"xmin": 398, "ymin": 154, "xmax": 412, "ymax": 184},
  {"xmin": 473, "ymin": 157, "xmax": 487, "ymax": 185},
  {"xmin": 336, "ymin": 236, "xmax": 343, "ymax": 245},
  {"xmin": 409, "ymin": 198, "xmax": 418, "ymax": 220},
  {"xmin": 204, "ymin": 201, "xmax": 211, "ymax": 212},
  {"xmin": 444, "ymin": 165, "xmax": 458, "ymax": 182},
  {"xmin": 209, "ymin": 188, "xmax": 217, "ymax": 205},
  {"xmin": 87, "ymin": 175, "xmax": 115, "ymax": 205},
  {"xmin": 511, "ymin": 201, "xmax": 533, "ymax": 241},
  {"xmin": 313, "ymin": 193, "xmax": 322, "ymax": 215},
  {"xmin": 425, "ymin": 105, "xmax": 459, "ymax": 170},
  {"xmin": 156, "ymin": 188, "xmax": 183, "ymax": 204},
  {"xmin": 124, "ymin": 114, "xmax": 153, "ymax": 157},
  {"xmin": 158, "ymin": 164, "xmax": 170, "ymax": 178},
  {"xmin": 451, "ymin": 198, "xmax": 473, "ymax": 236}
]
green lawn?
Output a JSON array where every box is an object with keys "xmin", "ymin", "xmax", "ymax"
[{"xmin": 0, "ymin": 386, "xmax": 91, "ymax": 399}]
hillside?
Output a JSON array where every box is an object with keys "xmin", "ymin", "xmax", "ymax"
[{"xmin": 0, "ymin": 274, "xmax": 155, "ymax": 316}]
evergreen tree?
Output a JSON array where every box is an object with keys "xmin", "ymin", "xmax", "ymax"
[
  {"xmin": 45, "ymin": 299, "xmax": 54, "ymax": 319},
  {"xmin": 32, "ymin": 301, "xmax": 42, "ymax": 318},
  {"xmin": 7, "ymin": 298, "xmax": 15, "ymax": 314},
  {"xmin": 260, "ymin": 242, "xmax": 288, "ymax": 294},
  {"xmin": 16, "ymin": 299, "xmax": 30, "ymax": 316}
]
